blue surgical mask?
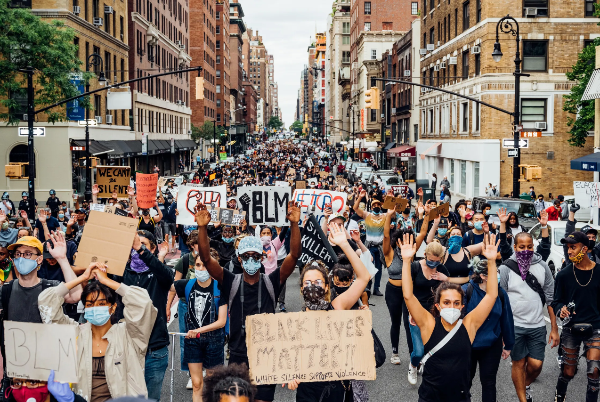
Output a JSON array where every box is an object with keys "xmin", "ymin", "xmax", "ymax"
[
  {"xmin": 222, "ymin": 236, "xmax": 235, "ymax": 243},
  {"xmin": 474, "ymin": 221, "xmax": 484, "ymax": 231},
  {"xmin": 497, "ymin": 272, "xmax": 501, "ymax": 284},
  {"xmin": 484, "ymin": 210, "xmax": 490, "ymax": 216},
  {"xmin": 425, "ymin": 259, "xmax": 440, "ymax": 268},
  {"xmin": 84, "ymin": 306, "xmax": 112, "ymax": 326},
  {"xmin": 194, "ymin": 269, "xmax": 211, "ymax": 282},
  {"xmin": 447, "ymin": 235, "xmax": 462, "ymax": 254},
  {"xmin": 437, "ymin": 228, "xmax": 448, "ymax": 237},
  {"xmin": 14, "ymin": 257, "xmax": 39, "ymax": 276},
  {"xmin": 58, "ymin": 213, "xmax": 65, "ymax": 219},
  {"xmin": 242, "ymin": 258, "xmax": 261, "ymax": 275}
]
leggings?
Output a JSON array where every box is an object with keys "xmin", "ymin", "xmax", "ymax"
[
  {"xmin": 403, "ymin": 302, "xmax": 414, "ymax": 354},
  {"xmin": 384, "ymin": 282, "xmax": 403, "ymax": 354},
  {"xmin": 469, "ymin": 337, "xmax": 503, "ymax": 402}
]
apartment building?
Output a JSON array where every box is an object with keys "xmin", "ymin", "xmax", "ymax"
[
  {"xmin": 249, "ymin": 30, "xmax": 270, "ymax": 127},
  {"xmin": 228, "ymin": 2, "xmax": 247, "ymax": 152},
  {"xmin": 313, "ymin": 33, "xmax": 327, "ymax": 137},
  {"xmin": 417, "ymin": 0, "xmax": 600, "ymax": 197},
  {"xmin": 243, "ymin": 81, "xmax": 258, "ymax": 134},
  {"xmin": 216, "ymin": 0, "xmax": 230, "ymax": 127}
]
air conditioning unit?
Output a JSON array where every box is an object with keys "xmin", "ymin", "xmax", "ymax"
[
  {"xmin": 421, "ymin": 87, "xmax": 426, "ymax": 93},
  {"xmin": 434, "ymin": 64, "xmax": 440, "ymax": 71},
  {"xmin": 525, "ymin": 7, "xmax": 537, "ymax": 16},
  {"xmin": 534, "ymin": 122, "xmax": 547, "ymax": 130},
  {"xmin": 427, "ymin": 44, "xmax": 435, "ymax": 51},
  {"xmin": 380, "ymin": 113, "xmax": 385, "ymax": 119},
  {"xmin": 440, "ymin": 61, "xmax": 447, "ymax": 69},
  {"xmin": 176, "ymin": 40, "xmax": 182, "ymax": 46},
  {"xmin": 419, "ymin": 49, "xmax": 427, "ymax": 55},
  {"xmin": 104, "ymin": 5, "xmax": 113, "ymax": 13},
  {"xmin": 471, "ymin": 45, "xmax": 481, "ymax": 54},
  {"xmin": 95, "ymin": 116, "xmax": 103, "ymax": 124},
  {"xmin": 392, "ymin": 108, "xmax": 397, "ymax": 114},
  {"xmin": 93, "ymin": 17, "xmax": 103, "ymax": 26},
  {"xmin": 449, "ymin": 57, "xmax": 458, "ymax": 65},
  {"xmin": 73, "ymin": 5, "xmax": 80, "ymax": 14},
  {"xmin": 179, "ymin": 43, "xmax": 185, "ymax": 49},
  {"xmin": 404, "ymin": 70, "xmax": 411, "ymax": 77},
  {"xmin": 105, "ymin": 114, "xmax": 113, "ymax": 124}
]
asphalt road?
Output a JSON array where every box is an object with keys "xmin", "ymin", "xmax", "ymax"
[{"xmin": 160, "ymin": 267, "xmax": 589, "ymax": 402}]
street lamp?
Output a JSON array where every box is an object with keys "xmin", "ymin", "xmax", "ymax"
[
  {"xmin": 493, "ymin": 15, "xmax": 529, "ymax": 199},
  {"xmin": 84, "ymin": 53, "xmax": 105, "ymax": 202}
]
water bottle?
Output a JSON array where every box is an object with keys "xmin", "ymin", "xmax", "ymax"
[{"xmin": 560, "ymin": 301, "xmax": 576, "ymax": 326}]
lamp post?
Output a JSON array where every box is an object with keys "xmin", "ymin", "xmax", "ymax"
[
  {"xmin": 84, "ymin": 53, "xmax": 106, "ymax": 202},
  {"xmin": 347, "ymin": 105, "xmax": 355, "ymax": 160},
  {"xmin": 492, "ymin": 15, "xmax": 529, "ymax": 198},
  {"xmin": 225, "ymin": 105, "xmax": 246, "ymax": 156}
]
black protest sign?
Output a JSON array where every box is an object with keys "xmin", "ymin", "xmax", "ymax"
[
  {"xmin": 239, "ymin": 186, "xmax": 291, "ymax": 226},
  {"xmin": 298, "ymin": 215, "xmax": 338, "ymax": 269}
]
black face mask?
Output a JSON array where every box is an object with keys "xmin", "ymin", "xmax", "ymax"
[
  {"xmin": 142, "ymin": 210, "xmax": 150, "ymax": 216},
  {"xmin": 333, "ymin": 284, "xmax": 350, "ymax": 296},
  {"xmin": 403, "ymin": 208, "xmax": 411, "ymax": 215},
  {"xmin": 373, "ymin": 207, "xmax": 381, "ymax": 214},
  {"xmin": 302, "ymin": 284, "xmax": 328, "ymax": 310}
]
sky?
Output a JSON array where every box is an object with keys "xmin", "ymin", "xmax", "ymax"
[{"xmin": 240, "ymin": 0, "xmax": 332, "ymax": 128}]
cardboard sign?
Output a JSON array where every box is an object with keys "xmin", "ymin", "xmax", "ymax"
[
  {"xmin": 293, "ymin": 189, "xmax": 348, "ymax": 225},
  {"xmin": 4, "ymin": 321, "xmax": 79, "ymax": 383},
  {"xmin": 306, "ymin": 158, "xmax": 314, "ymax": 168},
  {"xmin": 157, "ymin": 177, "xmax": 168, "ymax": 189},
  {"xmin": 336, "ymin": 177, "xmax": 348, "ymax": 186},
  {"xmin": 574, "ymin": 181, "xmax": 600, "ymax": 208},
  {"xmin": 176, "ymin": 184, "xmax": 227, "ymax": 225},
  {"xmin": 428, "ymin": 203, "xmax": 450, "ymax": 220},
  {"xmin": 96, "ymin": 166, "xmax": 130, "ymax": 198},
  {"xmin": 319, "ymin": 171, "xmax": 329, "ymax": 179},
  {"xmin": 209, "ymin": 173, "xmax": 216, "ymax": 181},
  {"xmin": 246, "ymin": 310, "xmax": 376, "ymax": 385},
  {"xmin": 382, "ymin": 196, "xmax": 409, "ymax": 211},
  {"xmin": 238, "ymin": 186, "xmax": 291, "ymax": 226},
  {"xmin": 232, "ymin": 211, "xmax": 247, "ymax": 226},
  {"xmin": 136, "ymin": 173, "xmax": 158, "ymax": 209},
  {"xmin": 207, "ymin": 207, "xmax": 245, "ymax": 226},
  {"xmin": 75, "ymin": 210, "xmax": 138, "ymax": 275},
  {"xmin": 90, "ymin": 203, "xmax": 105, "ymax": 212},
  {"xmin": 298, "ymin": 215, "xmax": 338, "ymax": 269},
  {"xmin": 296, "ymin": 181, "xmax": 306, "ymax": 189}
]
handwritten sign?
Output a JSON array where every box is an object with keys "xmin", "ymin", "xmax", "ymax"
[
  {"xmin": 574, "ymin": 181, "xmax": 600, "ymax": 208},
  {"xmin": 207, "ymin": 207, "xmax": 246, "ymax": 226},
  {"xmin": 75, "ymin": 210, "xmax": 138, "ymax": 275},
  {"xmin": 336, "ymin": 177, "xmax": 349, "ymax": 186},
  {"xmin": 428, "ymin": 203, "xmax": 450, "ymax": 220},
  {"xmin": 296, "ymin": 181, "xmax": 306, "ymax": 189},
  {"xmin": 4, "ymin": 321, "xmax": 79, "ymax": 383},
  {"xmin": 90, "ymin": 203, "xmax": 105, "ymax": 212},
  {"xmin": 382, "ymin": 196, "xmax": 409, "ymax": 211},
  {"xmin": 319, "ymin": 171, "xmax": 329, "ymax": 179},
  {"xmin": 238, "ymin": 186, "xmax": 291, "ymax": 226},
  {"xmin": 176, "ymin": 184, "xmax": 227, "ymax": 225},
  {"xmin": 293, "ymin": 189, "xmax": 347, "ymax": 225},
  {"xmin": 157, "ymin": 177, "xmax": 168, "ymax": 189},
  {"xmin": 298, "ymin": 215, "xmax": 338, "ymax": 269},
  {"xmin": 390, "ymin": 185, "xmax": 409, "ymax": 197},
  {"xmin": 136, "ymin": 173, "xmax": 158, "ymax": 209},
  {"xmin": 246, "ymin": 310, "xmax": 376, "ymax": 385},
  {"xmin": 96, "ymin": 166, "xmax": 130, "ymax": 198}
]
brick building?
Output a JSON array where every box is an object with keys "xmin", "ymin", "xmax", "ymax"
[
  {"xmin": 228, "ymin": 2, "xmax": 247, "ymax": 152},
  {"xmin": 417, "ymin": 0, "xmax": 600, "ymax": 198},
  {"xmin": 216, "ymin": 0, "xmax": 230, "ymax": 127},
  {"xmin": 243, "ymin": 81, "xmax": 258, "ymax": 134},
  {"xmin": 249, "ymin": 30, "xmax": 270, "ymax": 128}
]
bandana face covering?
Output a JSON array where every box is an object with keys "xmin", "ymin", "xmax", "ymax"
[
  {"xmin": 515, "ymin": 250, "xmax": 534, "ymax": 280},
  {"xmin": 130, "ymin": 250, "xmax": 149, "ymax": 273},
  {"xmin": 302, "ymin": 284, "xmax": 329, "ymax": 311}
]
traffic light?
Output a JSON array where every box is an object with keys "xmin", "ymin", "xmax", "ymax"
[
  {"xmin": 370, "ymin": 86, "xmax": 380, "ymax": 110},
  {"xmin": 195, "ymin": 77, "xmax": 204, "ymax": 100},
  {"xmin": 364, "ymin": 88, "xmax": 373, "ymax": 109}
]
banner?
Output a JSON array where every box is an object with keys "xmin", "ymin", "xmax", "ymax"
[
  {"xmin": 298, "ymin": 215, "xmax": 338, "ymax": 269},
  {"xmin": 176, "ymin": 184, "xmax": 227, "ymax": 225},
  {"xmin": 136, "ymin": 173, "xmax": 158, "ymax": 209},
  {"xmin": 390, "ymin": 185, "xmax": 409, "ymax": 197},
  {"xmin": 574, "ymin": 181, "xmax": 600, "ymax": 208},
  {"xmin": 238, "ymin": 186, "xmax": 291, "ymax": 226},
  {"xmin": 293, "ymin": 189, "xmax": 347, "ymax": 225},
  {"xmin": 246, "ymin": 310, "xmax": 376, "ymax": 385},
  {"xmin": 207, "ymin": 207, "xmax": 246, "ymax": 226},
  {"xmin": 4, "ymin": 321, "xmax": 79, "ymax": 383},
  {"xmin": 96, "ymin": 166, "xmax": 130, "ymax": 198}
]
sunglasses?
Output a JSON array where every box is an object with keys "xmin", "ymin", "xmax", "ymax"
[{"xmin": 239, "ymin": 254, "xmax": 263, "ymax": 262}]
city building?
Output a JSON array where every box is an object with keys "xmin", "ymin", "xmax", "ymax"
[
  {"xmin": 249, "ymin": 30, "xmax": 270, "ymax": 128},
  {"xmin": 312, "ymin": 33, "xmax": 327, "ymax": 138},
  {"xmin": 228, "ymin": 2, "xmax": 247, "ymax": 153},
  {"xmin": 417, "ymin": 0, "xmax": 600, "ymax": 197},
  {"xmin": 242, "ymin": 81, "xmax": 258, "ymax": 135},
  {"xmin": 216, "ymin": 0, "xmax": 230, "ymax": 129}
]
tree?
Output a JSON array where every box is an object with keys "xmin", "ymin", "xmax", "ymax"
[
  {"xmin": 0, "ymin": 0, "xmax": 90, "ymax": 124},
  {"xmin": 267, "ymin": 116, "xmax": 284, "ymax": 131},
  {"xmin": 290, "ymin": 120, "xmax": 303, "ymax": 133},
  {"xmin": 190, "ymin": 121, "xmax": 225, "ymax": 144},
  {"xmin": 563, "ymin": 5, "xmax": 600, "ymax": 147}
]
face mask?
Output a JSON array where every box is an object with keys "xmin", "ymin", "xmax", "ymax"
[
  {"xmin": 142, "ymin": 210, "xmax": 150, "ymax": 216},
  {"xmin": 333, "ymin": 284, "xmax": 350, "ymax": 296},
  {"xmin": 302, "ymin": 283, "xmax": 328, "ymax": 310},
  {"xmin": 372, "ymin": 207, "xmax": 381, "ymax": 214},
  {"xmin": 9, "ymin": 384, "xmax": 49, "ymax": 402},
  {"xmin": 130, "ymin": 250, "xmax": 149, "ymax": 273},
  {"xmin": 447, "ymin": 235, "xmax": 462, "ymax": 254},
  {"xmin": 484, "ymin": 210, "xmax": 490, "ymax": 215},
  {"xmin": 466, "ymin": 204, "xmax": 472, "ymax": 209},
  {"xmin": 437, "ymin": 228, "xmax": 448, "ymax": 237},
  {"xmin": 58, "ymin": 213, "xmax": 65, "ymax": 219},
  {"xmin": 84, "ymin": 306, "xmax": 112, "ymax": 326},
  {"xmin": 222, "ymin": 236, "xmax": 235, "ymax": 243},
  {"xmin": 439, "ymin": 307, "xmax": 461, "ymax": 324},
  {"xmin": 14, "ymin": 257, "xmax": 38, "ymax": 276},
  {"xmin": 515, "ymin": 250, "xmax": 534, "ymax": 280},
  {"xmin": 1, "ymin": 222, "xmax": 8, "ymax": 231},
  {"xmin": 497, "ymin": 272, "xmax": 501, "ymax": 284},
  {"xmin": 570, "ymin": 249, "xmax": 586, "ymax": 264},
  {"xmin": 474, "ymin": 221, "xmax": 484, "ymax": 231},
  {"xmin": 242, "ymin": 258, "xmax": 261, "ymax": 275},
  {"xmin": 194, "ymin": 269, "xmax": 211, "ymax": 282},
  {"xmin": 425, "ymin": 259, "xmax": 440, "ymax": 268}
]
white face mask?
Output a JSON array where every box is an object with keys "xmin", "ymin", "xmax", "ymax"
[{"xmin": 439, "ymin": 307, "xmax": 461, "ymax": 324}]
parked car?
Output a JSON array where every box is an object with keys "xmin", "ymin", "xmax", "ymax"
[
  {"xmin": 529, "ymin": 221, "xmax": 600, "ymax": 276},
  {"xmin": 472, "ymin": 196, "xmax": 538, "ymax": 231}
]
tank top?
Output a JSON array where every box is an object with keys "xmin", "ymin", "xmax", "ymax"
[
  {"xmin": 419, "ymin": 317, "xmax": 472, "ymax": 402},
  {"xmin": 138, "ymin": 216, "xmax": 155, "ymax": 233},
  {"xmin": 444, "ymin": 249, "xmax": 471, "ymax": 278},
  {"xmin": 387, "ymin": 248, "xmax": 403, "ymax": 280}
]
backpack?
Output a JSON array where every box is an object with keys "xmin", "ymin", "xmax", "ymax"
[
  {"xmin": 184, "ymin": 278, "xmax": 229, "ymax": 335},
  {"xmin": 466, "ymin": 230, "xmax": 475, "ymax": 246},
  {"xmin": 229, "ymin": 274, "xmax": 276, "ymax": 335}
]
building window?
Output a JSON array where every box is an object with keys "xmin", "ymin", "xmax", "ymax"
[
  {"xmin": 474, "ymin": 101, "xmax": 480, "ymax": 131},
  {"xmin": 462, "ymin": 1, "xmax": 470, "ymax": 31},
  {"xmin": 216, "ymin": 25, "xmax": 220, "ymax": 34},
  {"xmin": 462, "ymin": 51, "xmax": 469, "ymax": 78},
  {"xmin": 343, "ymin": 36, "xmax": 350, "ymax": 45},
  {"xmin": 364, "ymin": 22, "xmax": 371, "ymax": 31},
  {"xmin": 475, "ymin": 53, "xmax": 480, "ymax": 76},
  {"xmin": 523, "ymin": 41, "xmax": 548, "ymax": 71},
  {"xmin": 411, "ymin": 2, "xmax": 418, "ymax": 14},
  {"xmin": 476, "ymin": 0, "xmax": 481, "ymax": 22},
  {"xmin": 460, "ymin": 102, "xmax": 469, "ymax": 132},
  {"xmin": 342, "ymin": 51, "xmax": 350, "ymax": 63},
  {"xmin": 216, "ymin": 70, "xmax": 220, "ymax": 78},
  {"xmin": 523, "ymin": 0, "xmax": 548, "ymax": 17},
  {"xmin": 216, "ymin": 11, "xmax": 219, "ymax": 19},
  {"xmin": 216, "ymin": 55, "xmax": 220, "ymax": 64},
  {"xmin": 9, "ymin": 144, "xmax": 29, "ymax": 164},
  {"xmin": 216, "ymin": 40, "xmax": 220, "ymax": 49},
  {"xmin": 429, "ymin": 27, "xmax": 434, "ymax": 46},
  {"xmin": 364, "ymin": 1, "xmax": 371, "ymax": 14},
  {"xmin": 473, "ymin": 162, "xmax": 480, "ymax": 195},
  {"xmin": 343, "ymin": 22, "xmax": 350, "ymax": 33},
  {"xmin": 217, "ymin": 114, "xmax": 221, "ymax": 122},
  {"xmin": 371, "ymin": 49, "xmax": 377, "ymax": 59},
  {"xmin": 521, "ymin": 99, "xmax": 547, "ymax": 125},
  {"xmin": 586, "ymin": 0, "xmax": 597, "ymax": 16},
  {"xmin": 450, "ymin": 159, "xmax": 455, "ymax": 187},
  {"xmin": 216, "ymin": 85, "xmax": 221, "ymax": 93},
  {"xmin": 460, "ymin": 160, "xmax": 466, "ymax": 194},
  {"xmin": 370, "ymin": 109, "xmax": 377, "ymax": 121},
  {"xmin": 454, "ymin": 8, "xmax": 458, "ymax": 36}
]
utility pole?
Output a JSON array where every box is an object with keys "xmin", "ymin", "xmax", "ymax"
[{"xmin": 26, "ymin": 67, "xmax": 35, "ymax": 220}]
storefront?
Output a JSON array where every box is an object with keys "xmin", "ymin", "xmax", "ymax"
[{"xmin": 387, "ymin": 145, "xmax": 416, "ymax": 182}]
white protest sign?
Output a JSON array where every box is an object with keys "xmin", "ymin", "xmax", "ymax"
[
  {"xmin": 238, "ymin": 186, "xmax": 291, "ymax": 226},
  {"xmin": 306, "ymin": 158, "xmax": 314, "ymax": 168},
  {"xmin": 292, "ymin": 189, "xmax": 348, "ymax": 225},
  {"xmin": 275, "ymin": 181, "xmax": 290, "ymax": 187},
  {"xmin": 574, "ymin": 181, "xmax": 600, "ymax": 208},
  {"xmin": 176, "ymin": 184, "xmax": 226, "ymax": 225},
  {"xmin": 90, "ymin": 203, "xmax": 105, "ymax": 212},
  {"xmin": 4, "ymin": 321, "xmax": 78, "ymax": 383}
]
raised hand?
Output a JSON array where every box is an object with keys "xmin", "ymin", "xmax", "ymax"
[
  {"xmin": 92, "ymin": 264, "xmax": 110, "ymax": 284},
  {"xmin": 127, "ymin": 186, "xmax": 135, "ymax": 197},
  {"xmin": 400, "ymin": 233, "xmax": 417, "ymax": 259},
  {"xmin": 497, "ymin": 207, "xmax": 509, "ymax": 224},
  {"xmin": 349, "ymin": 229, "xmax": 361, "ymax": 243},
  {"xmin": 20, "ymin": 210, "xmax": 28, "ymax": 219},
  {"xmin": 482, "ymin": 221, "xmax": 490, "ymax": 233},
  {"xmin": 38, "ymin": 210, "xmax": 47, "ymax": 223},
  {"xmin": 286, "ymin": 201, "xmax": 301, "ymax": 223},
  {"xmin": 48, "ymin": 231, "xmax": 67, "ymax": 260},
  {"xmin": 417, "ymin": 188, "xmax": 423, "ymax": 197},
  {"xmin": 538, "ymin": 209, "xmax": 548, "ymax": 226},
  {"xmin": 67, "ymin": 215, "xmax": 77, "ymax": 227},
  {"xmin": 194, "ymin": 204, "xmax": 211, "ymax": 227},
  {"xmin": 481, "ymin": 233, "xmax": 500, "ymax": 260},
  {"xmin": 158, "ymin": 241, "xmax": 169, "ymax": 259},
  {"xmin": 328, "ymin": 222, "xmax": 348, "ymax": 246},
  {"xmin": 359, "ymin": 190, "xmax": 367, "ymax": 199},
  {"xmin": 91, "ymin": 184, "xmax": 99, "ymax": 196},
  {"xmin": 111, "ymin": 191, "xmax": 118, "ymax": 200}
]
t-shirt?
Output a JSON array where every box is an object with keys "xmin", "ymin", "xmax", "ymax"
[
  {"xmin": 411, "ymin": 261, "xmax": 450, "ymax": 311},
  {"xmin": 46, "ymin": 197, "xmax": 61, "ymax": 213},
  {"xmin": 209, "ymin": 238, "xmax": 237, "ymax": 268},
  {"xmin": 553, "ymin": 263, "xmax": 600, "ymax": 329},
  {"xmin": 221, "ymin": 268, "xmax": 281, "ymax": 357},
  {"xmin": 174, "ymin": 252, "xmax": 196, "ymax": 279},
  {"xmin": 174, "ymin": 279, "xmax": 226, "ymax": 330},
  {"xmin": 35, "ymin": 217, "xmax": 61, "ymax": 241},
  {"xmin": 3, "ymin": 279, "xmax": 60, "ymax": 323},
  {"xmin": 0, "ymin": 228, "xmax": 18, "ymax": 245},
  {"xmin": 364, "ymin": 212, "xmax": 386, "ymax": 244},
  {"xmin": 546, "ymin": 206, "xmax": 562, "ymax": 221},
  {"xmin": 462, "ymin": 230, "xmax": 485, "ymax": 247}
]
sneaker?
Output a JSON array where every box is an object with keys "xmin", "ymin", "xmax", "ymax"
[
  {"xmin": 373, "ymin": 289, "xmax": 383, "ymax": 296},
  {"xmin": 279, "ymin": 303, "xmax": 287, "ymax": 313},
  {"xmin": 186, "ymin": 377, "xmax": 193, "ymax": 390},
  {"xmin": 554, "ymin": 391, "xmax": 565, "ymax": 402},
  {"xmin": 408, "ymin": 365, "xmax": 418, "ymax": 385},
  {"xmin": 390, "ymin": 354, "xmax": 401, "ymax": 365},
  {"xmin": 526, "ymin": 385, "xmax": 533, "ymax": 402}
]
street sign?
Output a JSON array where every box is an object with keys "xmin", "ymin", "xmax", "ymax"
[
  {"xmin": 70, "ymin": 146, "xmax": 85, "ymax": 151},
  {"xmin": 580, "ymin": 162, "xmax": 598, "ymax": 171},
  {"xmin": 141, "ymin": 133, "xmax": 148, "ymax": 155},
  {"xmin": 521, "ymin": 131, "xmax": 542, "ymax": 138},
  {"xmin": 508, "ymin": 148, "xmax": 519, "ymax": 158},
  {"xmin": 78, "ymin": 119, "xmax": 98, "ymax": 126},
  {"xmin": 18, "ymin": 127, "xmax": 45, "ymax": 136},
  {"xmin": 502, "ymin": 138, "xmax": 529, "ymax": 148}
]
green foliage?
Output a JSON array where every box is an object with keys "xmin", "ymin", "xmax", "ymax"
[
  {"xmin": 267, "ymin": 116, "xmax": 284, "ymax": 130},
  {"xmin": 289, "ymin": 120, "xmax": 303, "ymax": 133},
  {"xmin": 190, "ymin": 121, "xmax": 225, "ymax": 143},
  {"xmin": 563, "ymin": 4, "xmax": 600, "ymax": 147},
  {"xmin": 0, "ymin": 0, "xmax": 91, "ymax": 124}
]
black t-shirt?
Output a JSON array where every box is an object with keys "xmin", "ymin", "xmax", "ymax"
[
  {"xmin": 210, "ymin": 238, "xmax": 236, "ymax": 267},
  {"xmin": 331, "ymin": 239, "xmax": 359, "ymax": 257},
  {"xmin": 221, "ymin": 268, "xmax": 281, "ymax": 357},
  {"xmin": 35, "ymin": 217, "xmax": 61, "ymax": 241},
  {"xmin": 553, "ymin": 263, "xmax": 600, "ymax": 329},
  {"xmin": 411, "ymin": 261, "xmax": 450, "ymax": 311},
  {"xmin": 46, "ymin": 197, "xmax": 61, "ymax": 213},
  {"xmin": 174, "ymin": 278, "xmax": 226, "ymax": 330}
]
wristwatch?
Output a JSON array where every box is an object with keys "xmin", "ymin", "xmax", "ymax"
[{"xmin": 137, "ymin": 244, "xmax": 147, "ymax": 255}]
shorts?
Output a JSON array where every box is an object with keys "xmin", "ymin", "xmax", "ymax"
[
  {"xmin": 229, "ymin": 354, "xmax": 276, "ymax": 401},
  {"xmin": 560, "ymin": 327, "xmax": 600, "ymax": 373},
  {"xmin": 162, "ymin": 222, "xmax": 177, "ymax": 236},
  {"xmin": 511, "ymin": 326, "xmax": 547, "ymax": 362},
  {"xmin": 182, "ymin": 329, "xmax": 225, "ymax": 369}
]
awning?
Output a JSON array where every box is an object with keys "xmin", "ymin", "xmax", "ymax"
[
  {"xmin": 388, "ymin": 145, "xmax": 416, "ymax": 158},
  {"xmin": 149, "ymin": 140, "xmax": 170, "ymax": 154},
  {"xmin": 384, "ymin": 142, "xmax": 397, "ymax": 151},
  {"xmin": 101, "ymin": 140, "xmax": 131, "ymax": 159},
  {"xmin": 123, "ymin": 140, "xmax": 143, "ymax": 156},
  {"xmin": 175, "ymin": 139, "xmax": 198, "ymax": 151},
  {"xmin": 420, "ymin": 142, "xmax": 442, "ymax": 159},
  {"xmin": 71, "ymin": 140, "xmax": 114, "ymax": 156},
  {"xmin": 571, "ymin": 152, "xmax": 600, "ymax": 171}
]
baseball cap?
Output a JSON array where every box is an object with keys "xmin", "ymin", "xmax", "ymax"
[
  {"xmin": 43, "ymin": 241, "xmax": 54, "ymax": 259},
  {"xmin": 371, "ymin": 198, "xmax": 383, "ymax": 206},
  {"xmin": 236, "ymin": 236, "xmax": 263, "ymax": 256},
  {"xmin": 560, "ymin": 231, "xmax": 590, "ymax": 246},
  {"xmin": 8, "ymin": 236, "xmax": 43, "ymax": 254},
  {"xmin": 582, "ymin": 225, "xmax": 598, "ymax": 236},
  {"xmin": 328, "ymin": 213, "xmax": 347, "ymax": 224}
]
